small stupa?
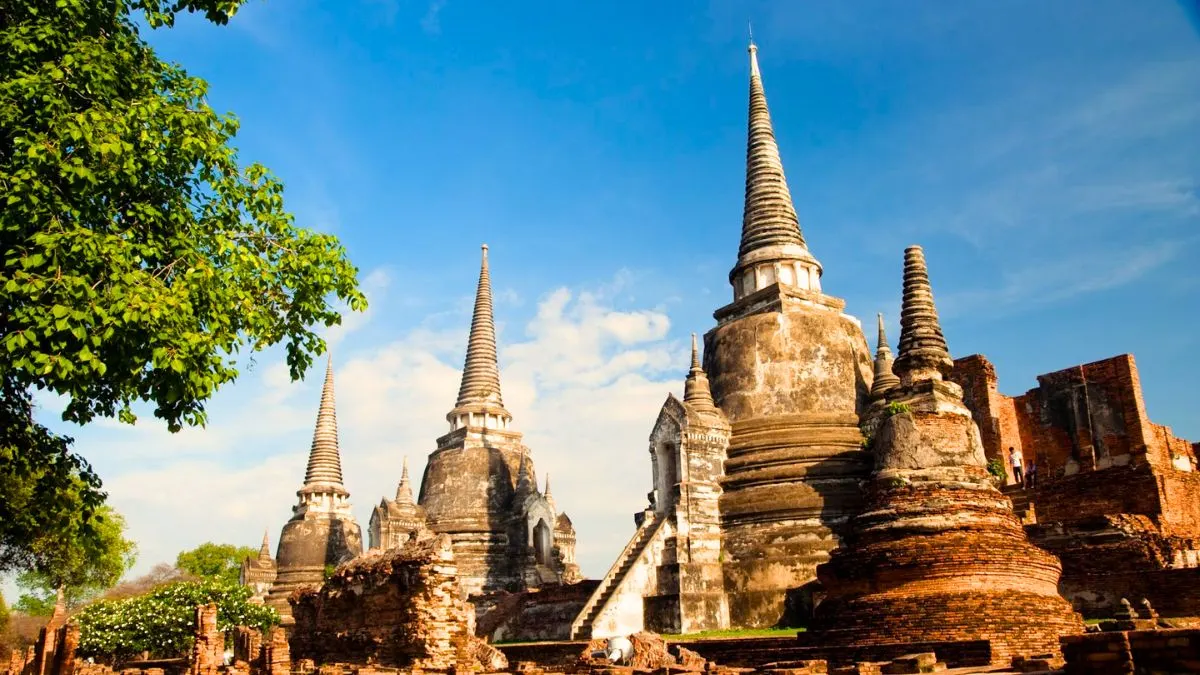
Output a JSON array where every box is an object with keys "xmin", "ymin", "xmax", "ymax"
[{"xmin": 807, "ymin": 245, "xmax": 1082, "ymax": 663}]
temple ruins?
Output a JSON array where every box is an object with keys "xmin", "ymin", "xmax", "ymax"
[
  {"xmin": 951, "ymin": 352, "xmax": 1200, "ymax": 618},
  {"xmin": 67, "ymin": 36, "xmax": 1192, "ymax": 674},
  {"xmin": 805, "ymin": 245, "xmax": 1083, "ymax": 661}
]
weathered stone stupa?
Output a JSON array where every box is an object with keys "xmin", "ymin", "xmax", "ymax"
[
  {"xmin": 417, "ymin": 245, "xmax": 579, "ymax": 595},
  {"xmin": 265, "ymin": 356, "xmax": 363, "ymax": 623},
  {"xmin": 870, "ymin": 313, "xmax": 901, "ymax": 401},
  {"xmin": 807, "ymin": 246, "xmax": 1082, "ymax": 662},
  {"xmin": 239, "ymin": 531, "xmax": 278, "ymax": 604},
  {"xmin": 704, "ymin": 40, "xmax": 873, "ymax": 627},
  {"xmin": 368, "ymin": 457, "xmax": 429, "ymax": 551}
]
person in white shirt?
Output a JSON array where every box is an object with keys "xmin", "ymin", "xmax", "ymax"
[{"xmin": 1009, "ymin": 447, "xmax": 1024, "ymax": 487}]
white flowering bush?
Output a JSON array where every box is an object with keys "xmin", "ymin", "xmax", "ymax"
[{"xmin": 75, "ymin": 578, "xmax": 277, "ymax": 659}]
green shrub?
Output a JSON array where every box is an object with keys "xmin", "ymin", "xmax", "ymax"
[
  {"xmin": 75, "ymin": 578, "xmax": 277, "ymax": 660},
  {"xmin": 987, "ymin": 458, "xmax": 1007, "ymax": 481},
  {"xmin": 886, "ymin": 402, "xmax": 911, "ymax": 417}
]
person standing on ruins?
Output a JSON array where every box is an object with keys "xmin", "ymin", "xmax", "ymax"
[
  {"xmin": 1009, "ymin": 447, "xmax": 1024, "ymax": 487},
  {"xmin": 1027, "ymin": 459, "xmax": 1037, "ymax": 489}
]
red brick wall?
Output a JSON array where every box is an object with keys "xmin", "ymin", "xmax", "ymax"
[
  {"xmin": 953, "ymin": 354, "xmax": 1199, "ymax": 531},
  {"xmin": 1032, "ymin": 467, "xmax": 1164, "ymax": 526},
  {"xmin": 952, "ymin": 354, "xmax": 1186, "ymax": 480},
  {"xmin": 289, "ymin": 536, "xmax": 473, "ymax": 671},
  {"xmin": 950, "ymin": 355, "xmax": 1023, "ymax": 484},
  {"xmin": 1026, "ymin": 355, "xmax": 1152, "ymax": 472},
  {"xmin": 1150, "ymin": 423, "xmax": 1199, "ymax": 469},
  {"xmin": 1062, "ymin": 627, "xmax": 1200, "ymax": 674},
  {"xmin": 1058, "ymin": 567, "xmax": 1200, "ymax": 618},
  {"xmin": 1158, "ymin": 470, "xmax": 1200, "ymax": 537}
]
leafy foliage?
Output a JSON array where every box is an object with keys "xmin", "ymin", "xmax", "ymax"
[
  {"xmin": 987, "ymin": 457, "xmax": 1007, "ymax": 481},
  {"xmin": 0, "ymin": 590, "xmax": 10, "ymax": 645},
  {"xmin": 0, "ymin": 385, "xmax": 105, "ymax": 573},
  {"xmin": 75, "ymin": 578, "xmax": 277, "ymax": 660},
  {"xmin": 175, "ymin": 542, "xmax": 258, "ymax": 584},
  {"xmin": 14, "ymin": 505, "xmax": 137, "ymax": 613},
  {"xmin": 1, "ymin": 0, "xmax": 365, "ymax": 429},
  {"xmin": 0, "ymin": 0, "xmax": 364, "ymax": 572},
  {"xmin": 885, "ymin": 402, "xmax": 911, "ymax": 417}
]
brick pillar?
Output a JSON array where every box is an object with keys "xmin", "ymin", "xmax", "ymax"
[
  {"xmin": 8, "ymin": 648, "xmax": 25, "ymax": 675},
  {"xmin": 190, "ymin": 604, "xmax": 223, "ymax": 675},
  {"xmin": 234, "ymin": 627, "xmax": 263, "ymax": 668},
  {"xmin": 30, "ymin": 625, "xmax": 54, "ymax": 675},
  {"xmin": 264, "ymin": 627, "xmax": 289, "ymax": 675},
  {"xmin": 51, "ymin": 625, "xmax": 79, "ymax": 675}
]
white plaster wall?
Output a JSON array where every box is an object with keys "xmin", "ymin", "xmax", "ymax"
[{"xmin": 589, "ymin": 520, "xmax": 673, "ymax": 639}]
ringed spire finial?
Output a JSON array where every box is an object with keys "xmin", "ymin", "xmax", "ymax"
[
  {"xmin": 683, "ymin": 332, "xmax": 720, "ymax": 414},
  {"xmin": 870, "ymin": 312, "xmax": 901, "ymax": 400},
  {"xmin": 449, "ymin": 243, "xmax": 511, "ymax": 426},
  {"xmin": 300, "ymin": 351, "xmax": 347, "ymax": 495},
  {"xmin": 729, "ymin": 39, "xmax": 823, "ymax": 302},
  {"xmin": 893, "ymin": 245, "xmax": 954, "ymax": 385}
]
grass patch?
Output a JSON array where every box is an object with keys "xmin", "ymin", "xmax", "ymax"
[{"xmin": 662, "ymin": 627, "xmax": 802, "ymax": 641}]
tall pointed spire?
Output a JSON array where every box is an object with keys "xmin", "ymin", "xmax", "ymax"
[
  {"xmin": 302, "ymin": 353, "xmax": 347, "ymax": 494},
  {"xmin": 729, "ymin": 42, "xmax": 824, "ymax": 302},
  {"xmin": 740, "ymin": 40, "xmax": 806, "ymax": 256},
  {"xmin": 449, "ymin": 244, "xmax": 512, "ymax": 428},
  {"xmin": 544, "ymin": 473, "xmax": 552, "ymax": 499},
  {"xmin": 683, "ymin": 333, "xmax": 720, "ymax": 414},
  {"xmin": 395, "ymin": 456, "xmax": 414, "ymax": 504},
  {"xmin": 259, "ymin": 530, "xmax": 272, "ymax": 560},
  {"xmin": 870, "ymin": 313, "xmax": 901, "ymax": 400},
  {"xmin": 457, "ymin": 244, "xmax": 503, "ymax": 407},
  {"xmin": 893, "ymin": 246, "xmax": 953, "ymax": 385}
]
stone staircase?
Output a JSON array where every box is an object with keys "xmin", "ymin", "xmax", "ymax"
[
  {"xmin": 569, "ymin": 514, "xmax": 664, "ymax": 640},
  {"xmin": 1003, "ymin": 485, "xmax": 1037, "ymax": 525}
]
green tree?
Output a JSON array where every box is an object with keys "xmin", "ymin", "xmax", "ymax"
[
  {"xmin": 0, "ymin": 590, "xmax": 11, "ymax": 647},
  {"xmin": 0, "ymin": 0, "xmax": 365, "ymax": 573},
  {"xmin": 175, "ymin": 542, "xmax": 258, "ymax": 584},
  {"xmin": 14, "ymin": 505, "xmax": 137, "ymax": 614},
  {"xmin": 0, "ymin": 385, "xmax": 105, "ymax": 573}
]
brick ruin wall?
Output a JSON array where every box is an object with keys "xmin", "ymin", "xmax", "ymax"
[
  {"xmin": 288, "ymin": 534, "xmax": 506, "ymax": 673},
  {"xmin": 950, "ymin": 354, "xmax": 1200, "ymax": 531},
  {"xmin": 3, "ymin": 604, "xmax": 290, "ymax": 675},
  {"xmin": 951, "ymin": 353, "xmax": 1200, "ymax": 618},
  {"xmin": 1061, "ymin": 627, "xmax": 1200, "ymax": 674},
  {"xmin": 952, "ymin": 354, "xmax": 1197, "ymax": 486},
  {"xmin": 473, "ymin": 580, "xmax": 599, "ymax": 642},
  {"xmin": 4, "ymin": 543, "xmax": 508, "ymax": 675}
]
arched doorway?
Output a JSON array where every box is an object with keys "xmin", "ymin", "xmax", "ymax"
[
  {"xmin": 654, "ymin": 441, "xmax": 679, "ymax": 514},
  {"xmin": 533, "ymin": 518, "xmax": 553, "ymax": 566}
]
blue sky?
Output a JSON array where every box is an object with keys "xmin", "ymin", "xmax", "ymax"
[{"xmin": 15, "ymin": 0, "xmax": 1200, "ymax": 588}]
